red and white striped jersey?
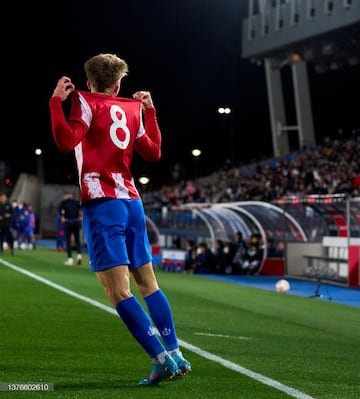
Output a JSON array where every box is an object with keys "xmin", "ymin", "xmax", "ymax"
[{"xmin": 50, "ymin": 90, "xmax": 161, "ymax": 203}]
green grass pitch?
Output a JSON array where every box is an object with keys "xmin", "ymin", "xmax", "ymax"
[{"xmin": 0, "ymin": 247, "xmax": 359, "ymax": 399}]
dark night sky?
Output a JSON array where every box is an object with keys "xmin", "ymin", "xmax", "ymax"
[{"xmin": 4, "ymin": 1, "xmax": 359, "ymax": 189}]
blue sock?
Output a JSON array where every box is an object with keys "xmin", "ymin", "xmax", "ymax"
[
  {"xmin": 116, "ymin": 296, "xmax": 165, "ymax": 359},
  {"xmin": 144, "ymin": 289, "xmax": 179, "ymax": 351}
]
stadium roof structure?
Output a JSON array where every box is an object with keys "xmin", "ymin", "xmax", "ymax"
[
  {"xmin": 157, "ymin": 201, "xmax": 307, "ymax": 247},
  {"xmin": 242, "ymin": 0, "xmax": 360, "ymax": 69},
  {"xmin": 240, "ymin": 0, "xmax": 360, "ymax": 158}
]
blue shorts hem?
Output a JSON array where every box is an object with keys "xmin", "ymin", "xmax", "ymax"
[{"xmin": 90, "ymin": 262, "xmax": 128, "ymax": 272}]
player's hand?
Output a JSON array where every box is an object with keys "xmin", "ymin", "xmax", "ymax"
[
  {"xmin": 133, "ymin": 90, "xmax": 154, "ymax": 110},
  {"xmin": 52, "ymin": 76, "xmax": 75, "ymax": 101}
]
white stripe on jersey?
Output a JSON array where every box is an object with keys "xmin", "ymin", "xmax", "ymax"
[
  {"xmin": 113, "ymin": 172, "xmax": 131, "ymax": 199},
  {"xmin": 78, "ymin": 92, "xmax": 93, "ymax": 127},
  {"xmin": 83, "ymin": 173, "xmax": 106, "ymax": 199},
  {"xmin": 75, "ymin": 142, "xmax": 83, "ymax": 189},
  {"xmin": 136, "ymin": 106, "xmax": 145, "ymax": 139}
]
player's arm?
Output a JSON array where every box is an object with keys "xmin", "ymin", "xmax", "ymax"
[
  {"xmin": 133, "ymin": 91, "xmax": 162, "ymax": 161},
  {"xmin": 49, "ymin": 97, "xmax": 88, "ymax": 153},
  {"xmin": 134, "ymin": 108, "xmax": 162, "ymax": 161},
  {"xmin": 49, "ymin": 76, "xmax": 88, "ymax": 153}
]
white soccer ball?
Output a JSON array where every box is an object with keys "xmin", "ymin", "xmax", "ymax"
[{"xmin": 276, "ymin": 279, "xmax": 290, "ymax": 293}]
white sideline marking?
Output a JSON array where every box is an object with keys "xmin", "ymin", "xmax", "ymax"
[
  {"xmin": 195, "ymin": 332, "xmax": 252, "ymax": 340},
  {"xmin": 1, "ymin": 259, "xmax": 316, "ymax": 399},
  {"xmin": 0, "ymin": 259, "xmax": 118, "ymax": 316}
]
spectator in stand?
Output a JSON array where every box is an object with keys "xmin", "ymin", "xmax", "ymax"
[
  {"xmin": 143, "ymin": 136, "xmax": 360, "ymax": 210},
  {"xmin": 351, "ymin": 174, "xmax": 360, "ymax": 193}
]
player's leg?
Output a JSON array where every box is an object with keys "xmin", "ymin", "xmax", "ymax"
[
  {"xmin": 7, "ymin": 226, "xmax": 15, "ymax": 254},
  {"xmin": 97, "ymin": 266, "xmax": 178, "ymax": 384},
  {"xmin": 131, "ymin": 264, "xmax": 192, "ymax": 375},
  {"xmin": 72, "ymin": 223, "xmax": 82, "ymax": 265},
  {"xmin": 82, "ymin": 199, "xmax": 178, "ymax": 384},
  {"xmin": 128, "ymin": 198, "xmax": 191, "ymax": 375},
  {"xmin": 29, "ymin": 228, "xmax": 36, "ymax": 250},
  {"xmin": 64, "ymin": 224, "xmax": 73, "ymax": 265}
]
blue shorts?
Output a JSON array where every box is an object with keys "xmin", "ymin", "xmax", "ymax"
[{"xmin": 82, "ymin": 198, "xmax": 152, "ymax": 272}]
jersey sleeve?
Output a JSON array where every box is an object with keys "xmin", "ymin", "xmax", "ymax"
[
  {"xmin": 134, "ymin": 107, "xmax": 162, "ymax": 161},
  {"xmin": 49, "ymin": 95, "xmax": 89, "ymax": 153}
]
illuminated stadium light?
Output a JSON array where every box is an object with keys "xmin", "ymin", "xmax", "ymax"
[
  {"xmin": 138, "ymin": 176, "xmax": 150, "ymax": 185},
  {"xmin": 218, "ymin": 107, "xmax": 231, "ymax": 114},
  {"xmin": 191, "ymin": 148, "xmax": 202, "ymax": 158}
]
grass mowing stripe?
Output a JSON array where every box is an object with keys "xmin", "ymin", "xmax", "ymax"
[{"xmin": 1, "ymin": 258, "xmax": 316, "ymax": 399}]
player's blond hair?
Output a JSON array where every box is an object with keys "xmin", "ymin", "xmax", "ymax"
[{"xmin": 84, "ymin": 53, "xmax": 129, "ymax": 93}]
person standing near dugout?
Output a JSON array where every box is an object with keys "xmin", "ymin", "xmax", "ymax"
[
  {"xmin": 49, "ymin": 53, "xmax": 191, "ymax": 385},
  {"xmin": 58, "ymin": 192, "xmax": 83, "ymax": 265},
  {"xmin": 0, "ymin": 192, "xmax": 15, "ymax": 254}
]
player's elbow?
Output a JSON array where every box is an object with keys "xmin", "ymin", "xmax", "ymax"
[
  {"xmin": 56, "ymin": 142, "xmax": 74, "ymax": 154},
  {"xmin": 53, "ymin": 131, "xmax": 75, "ymax": 153},
  {"xmin": 137, "ymin": 143, "xmax": 161, "ymax": 161},
  {"xmin": 153, "ymin": 148, "xmax": 161, "ymax": 161},
  {"xmin": 145, "ymin": 149, "xmax": 161, "ymax": 162}
]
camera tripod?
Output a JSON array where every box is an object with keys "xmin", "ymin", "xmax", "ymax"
[{"xmin": 308, "ymin": 276, "xmax": 332, "ymax": 300}]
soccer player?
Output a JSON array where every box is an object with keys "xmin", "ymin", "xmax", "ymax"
[{"xmin": 49, "ymin": 53, "xmax": 191, "ymax": 385}]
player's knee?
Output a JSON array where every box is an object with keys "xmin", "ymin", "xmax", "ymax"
[{"xmin": 105, "ymin": 286, "xmax": 132, "ymax": 306}]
